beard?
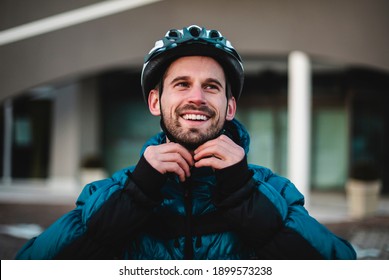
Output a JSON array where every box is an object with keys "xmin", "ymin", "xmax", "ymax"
[{"xmin": 160, "ymin": 104, "xmax": 226, "ymax": 151}]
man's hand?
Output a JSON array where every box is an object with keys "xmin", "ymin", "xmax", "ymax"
[
  {"xmin": 143, "ymin": 143, "xmax": 194, "ymax": 182},
  {"xmin": 194, "ymin": 135, "xmax": 245, "ymax": 170}
]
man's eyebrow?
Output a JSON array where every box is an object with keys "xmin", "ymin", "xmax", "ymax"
[
  {"xmin": 204, "ymin": 78, "xmax": 224, "ymax": 89},
  {"xmin": 169, "ymin": 76, "xmax": 190, "ymax": 85},
  {"xmin": 168, "ymin": 76, "xmax": 224, "ymax": 89}
]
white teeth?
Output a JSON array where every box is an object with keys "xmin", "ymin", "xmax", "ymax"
[{"xmin": 182, "ymin": 114, "xmax": 208, "ymax": 121}]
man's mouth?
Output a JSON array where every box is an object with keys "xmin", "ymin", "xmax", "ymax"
[{"xmin": 182, "ymin": 114, "xmax": 209, "ymax": 121}]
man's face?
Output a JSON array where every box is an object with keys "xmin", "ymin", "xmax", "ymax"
[{"xmin": 148, "ymin": 56, "xmax": 236, "ymax": 150}]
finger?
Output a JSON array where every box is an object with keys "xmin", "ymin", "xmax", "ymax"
[
  {"xmin": 144, "ymin": 143, "xmax": 193, "ymax": 167},
  {"xmin": 194, "ymin": 147, "xmax": 233, "ymax": 170},
  {"xmin": 159, "ymin": 143, "xmax": 194, "ymax": 166},
  {"xmin": 194, "ymin": 156, "xmax": 225, "ymax": 169},
  {"xmin": 194, "ymin": 144, "xmax": 226, "ymax": 162},
  {"xmin": 194, "ymin": 136, "xmax": 244, "ymax": 169},
  {"xmin": 194, "ymin": 135, "xmax": 239, "ymax": 161},
  {"xmin": 159, "ymin": 152, "xmax": 192, "ymax": 178},
  {"xmin": 194, "ymin": 135, "xmax": 233, "ymax": 153},
  {"xmin": 161, "ymin": 162, "xmax": 187, "ymax": 182},
  {"xmin": 144, "ymin": 144, "xmax": 193, "ymax": 178},
  {"xmin": 145, "ymin": 152, "xmax": 189, "ymax": 181}
]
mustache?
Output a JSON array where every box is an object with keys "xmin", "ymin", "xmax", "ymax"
[{"xmin": 176, "ymin": 104, "xmax": 216, "ymax": 117}]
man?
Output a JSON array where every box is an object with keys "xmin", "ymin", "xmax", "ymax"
[{"xmin": 16, "ymin": 25, "xmax": 356, "ymax": 260}]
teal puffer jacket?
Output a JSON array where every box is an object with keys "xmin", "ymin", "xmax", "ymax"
[{"xmin": 16, "ymin": 119, "xmax": 356, "ymax": 260}]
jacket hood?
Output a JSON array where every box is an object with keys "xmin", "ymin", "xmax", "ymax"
[{"xmin": 141, "ymin": 118, "xmax": 250, "ymax": 155}]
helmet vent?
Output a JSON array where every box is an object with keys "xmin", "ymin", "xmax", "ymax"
[
  {"xmin": 189, "ymin": 26, "xmax": 201, "ymax": 37},
  {"xmin": 168, "ymin": 29, "xmax": 180, "ymax": 38},
  {"xmin": 209, "ymin": 30, "xmax": 221, "ymax": 38}
]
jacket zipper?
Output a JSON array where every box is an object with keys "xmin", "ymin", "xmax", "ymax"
[{"xmin": 183, "ymin": 179, "xmax": 193, "ymax": 259}]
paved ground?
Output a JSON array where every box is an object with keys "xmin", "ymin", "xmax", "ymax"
[
  {"xmin": 1, "ymin": 193, "xmax": 389, "ymax": 260},
  {"xmin": 0, "ymin": 203, "xmax": 74, "ymax": 259},
  {"xmin": 324, "ymin": 215, "xmax": 389, "ymax": 259}
]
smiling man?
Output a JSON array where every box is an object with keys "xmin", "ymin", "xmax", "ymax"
[
  {"xmin": 153, "ymin": 56, "xmax": 234, "ymax": 151},
  {"xmin": 145, "ymin": 55, "xmax": 241, "ymax": 181},
  {"xmin": 16, "ymin": 25, "xmax": 356, "ymax": 260}
]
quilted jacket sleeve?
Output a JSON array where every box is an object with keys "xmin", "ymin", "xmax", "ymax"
[
  {"xmin": 15, "ymin": 168, "xmax": 156, "ymax": 260},
  {"xmin": 214, "ymin": 165, "xmax": 357, "ymax": 260}
]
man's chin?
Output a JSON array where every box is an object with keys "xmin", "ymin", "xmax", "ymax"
[
  {"xmin": 175, "ymin": 133, "xmax": 218, "ymax": 151},
  {"xmin": 179, "ymin": 142, "xmax": 202, "ymax": 151},
  {"xmin": 162, "ymin": 120, "xmax": 225, "ymax": 150},
  {"xmin": 175, "ymin": 136, "xmax": 205, "ymax": 151}
]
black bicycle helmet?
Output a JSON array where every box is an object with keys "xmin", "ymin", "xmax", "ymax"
[{"xmin": 141, "ymin": 25, "xmax": 244, "ymax": 101}]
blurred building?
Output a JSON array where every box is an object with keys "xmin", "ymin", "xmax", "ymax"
[{"xmin": 0, "ymin": 0, "xmax": 388, "ymax": 200}]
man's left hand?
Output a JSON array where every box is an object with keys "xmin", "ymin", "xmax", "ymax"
[{"xmin": 193, "ymin": 134, "xmax": 245, "ymax": 170}]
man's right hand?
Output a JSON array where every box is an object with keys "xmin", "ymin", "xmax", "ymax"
[{"xmin": 143, "ymin": 143, "xmax": 194, "ymax": 182}]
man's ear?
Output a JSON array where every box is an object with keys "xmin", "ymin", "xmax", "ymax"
[
  {"xmin": 148, "ymin": 89, "xmax": 161, "ymax": 116},
  {"xmin": 226, "ymin": 97, "xmax": 237, "ymax": 121}
]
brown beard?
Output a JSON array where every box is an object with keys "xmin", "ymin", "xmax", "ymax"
[{"xmin": 160, "ymin": 104, "xmax": 225, "ymax": 150}]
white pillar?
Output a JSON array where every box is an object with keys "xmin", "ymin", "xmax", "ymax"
[
  {"xmin": 49, "ymin": 83, "xmax": 81, "ymax": 192},
  {"xmin": 48, "ymin": 79, "xmax": 102, "ymax": 191},
  {"xmin": 287, "ymin": 51, "xmax": 312, "ymax": 208},
  {"xmin": 80, "ymin": 78, "xmax": 101, "ymax": 160}
]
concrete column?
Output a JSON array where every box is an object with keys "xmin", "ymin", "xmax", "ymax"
[
  {"xmin": 80, "ymin": 78, "xmax": 101, "ymax": 161},
  {"xmin": 287, "ymin": 51, "xmax": 312, "ymax": 208},
  {"xmin": 48, "ymin": 79, "xmax": 102, "ymax": 192},
  {"xmin": 48, "ymin": 83, "xmax": 80, "ymax": 192}
]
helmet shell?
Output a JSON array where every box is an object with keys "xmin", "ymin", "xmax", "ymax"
[{"xmin": 141, "ymin": 25, "xmax": 244, "ymax": 101}]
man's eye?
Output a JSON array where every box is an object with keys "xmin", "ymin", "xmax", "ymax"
[
  {"xmin": 176, "ymin": 82, "xmax": 189, "ymax": 88},
  {"xmin": 205, "ymin": 84, "xmax": 219, "ymax": 91}
]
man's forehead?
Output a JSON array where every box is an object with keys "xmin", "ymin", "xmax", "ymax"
[
  {"xmin": 169, "ymin": 55, "xmax": 222, "ymax": 66},
  {"xmin": 164, "ymin": 56, "xmax": 226, "ymax": 80}
]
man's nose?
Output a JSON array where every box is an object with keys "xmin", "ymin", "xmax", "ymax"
[{"xmin": 188, "ymin": 85, "xmax": 206, "ymax": 104}]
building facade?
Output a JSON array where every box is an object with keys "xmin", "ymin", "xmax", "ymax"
[{"xmin": 1, "ymin": 0, "xmax": 388, "ymax": 200}]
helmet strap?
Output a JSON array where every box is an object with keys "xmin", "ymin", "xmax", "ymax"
[
  {"xmin": 158, "ymin": 77, "xmax": 164, "ymax": 101},
  {"xmin": 157, "ymin": 77, "xmax": 180, "ymax": 144}
]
